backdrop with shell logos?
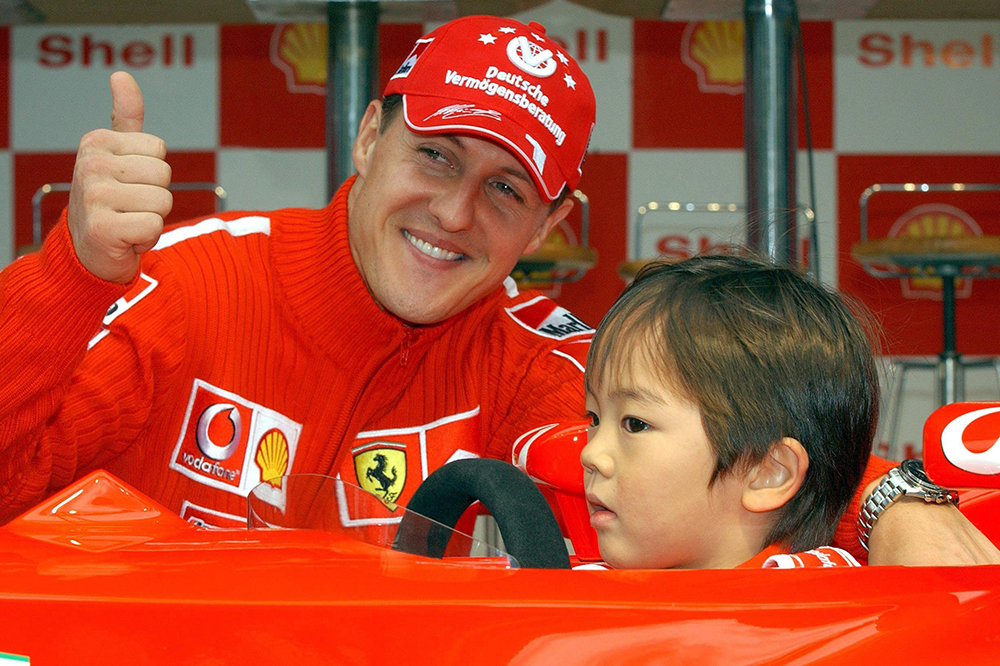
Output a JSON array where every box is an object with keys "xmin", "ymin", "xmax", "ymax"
[{"xmin": 2, "ymin": 3, "xmax": 999, "ymax": 454}]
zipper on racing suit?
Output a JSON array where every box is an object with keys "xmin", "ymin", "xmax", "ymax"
[{"xmin": 400, "ymin": 327, "xmax": 413, "ymax": 366}]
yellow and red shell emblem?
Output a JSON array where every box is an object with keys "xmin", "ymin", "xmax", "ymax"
[
  {"xmin": 255, "ymin": 429, "xmax": 290, "ymax": 488},
  {"xmin": 271, "ymin": 23, "xmax": 327, "ymax": 94},
  {"xmin": 681, "ymin": 21, "xmax": 745, "ymax": 95},
  {"xmin": 888, "ymin": 203, "xmax": 981, "ymax": 300}
]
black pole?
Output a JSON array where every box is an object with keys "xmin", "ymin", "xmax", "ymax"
[
  {"xmin": 941, "ymin": 273, "xmax": 956, "ymax": 355},
  {"xmin": 744, "ymin": 0, "xmax": 797, "ymax": 265},
  {"xmin": 326, "ymin": 1, "xmax": 380, "ymax": 201}
]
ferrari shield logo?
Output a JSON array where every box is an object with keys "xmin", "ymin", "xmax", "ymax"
[{"xmin": 354, "ymin": 443, "xmax": 407, "ymax": 510}]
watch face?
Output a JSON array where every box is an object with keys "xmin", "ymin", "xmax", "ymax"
[
  {"xmin": 899, "ymin": 459, "xmax": 955, "ymax": 500},
  {"xmin": 900, "ymin": 459, "xmax": 934, "ymax": 486}
]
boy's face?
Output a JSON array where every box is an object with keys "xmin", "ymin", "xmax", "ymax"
[{"xmin": 580, "ymin": 356, "xmax": 747, "ymax": 569}]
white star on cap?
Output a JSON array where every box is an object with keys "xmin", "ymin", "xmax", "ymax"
[
  {"xmin": 498, "ymin": 26, "xmax": 517, "ymax": 34},
  {"xmin": 478, "ymin": 33, "xmax": 497, "ymax": 45},
  {"xmin": 563, "ymin": 73, "xmax": 576, "ymax": 89},
  {"xmin": 531, "ymin": 32, "xmax": 545, "ymax": 42},
  {"xmin": 556, "ymin": 51, "xmax": 569, "ymax": 65}
]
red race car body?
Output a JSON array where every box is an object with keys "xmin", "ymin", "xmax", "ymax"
[{"xmin": 0, "ymin": 404, "xmax": 998, "ymax": 665}]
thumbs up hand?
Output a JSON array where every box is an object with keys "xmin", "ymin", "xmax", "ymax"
[{"xmin": 67, "ymin": 71, "xmax": 173, "ymax": 284}]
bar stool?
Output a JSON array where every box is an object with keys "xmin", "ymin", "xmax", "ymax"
[
  {"xmin": 852, "ymin": 182, "xmax": 1000, "ymax": 459},
  {"xmin": 512, "ymin": 190, "xmax": 597, "ymax": 288}
]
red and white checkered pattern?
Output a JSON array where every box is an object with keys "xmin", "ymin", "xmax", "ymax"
[{"xmin": 2, "ymin": 13, "xmax": 999, "ymax": 452}]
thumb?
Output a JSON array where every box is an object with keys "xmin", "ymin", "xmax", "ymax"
[{"xmin": 109, "ymin": 71, "xmax": 144, "ymax": 133}]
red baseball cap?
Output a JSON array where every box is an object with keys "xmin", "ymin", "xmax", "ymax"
[{"xmin": 383, "ymin": 15, "xmax": 596, "ymax": 202}]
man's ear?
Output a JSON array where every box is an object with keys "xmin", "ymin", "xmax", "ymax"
[
  {"xmin": 742, "ymin": 437, "xmax": 809, "ymax": 513},
  {"xmin": 522, "ymin": 196, "xmax": 575, "ymax": 256},
  {"xmin": 352, "ymin": 100, "xmax": 384, "ymax": 178}
]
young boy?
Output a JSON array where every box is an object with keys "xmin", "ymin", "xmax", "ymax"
[{"xmin": 580, "ymin": 255, "xmax": 878, "ymax": 569}]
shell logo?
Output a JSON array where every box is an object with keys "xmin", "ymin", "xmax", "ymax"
[
  {"xmin": 888, "ymin": 203, "xmax": 982, "ymax": 300},
  {"xmin": 255, "ymin": 429, "xmax": 290, "ymax": 488},
  {"xmin": 270, "ymin": 23, "xmax": 327, "ymax": 95},
  {"xmin": 681, "ymin": 21, "xmax": 744, "ymax": 95}
]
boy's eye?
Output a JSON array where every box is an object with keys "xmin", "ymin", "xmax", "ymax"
[
  {"xmin": 584, "ymin": 411, "xmax": 600, "ymax": 428},
  {"xmin": 622, "ymin": 417, "xmax": 649, "ymax": 434}
]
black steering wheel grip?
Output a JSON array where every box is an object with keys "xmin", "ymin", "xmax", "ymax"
[{"xmin": 392, "ymin": 458, "xmax": 571, "ymax": 569}]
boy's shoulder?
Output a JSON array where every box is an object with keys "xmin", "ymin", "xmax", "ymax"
[
  {"xmin": 759, "ymin": 546, "xmax": 862, "ymax": 569},
  {"xmin": 572, "ymin": 546, "xmax": 862, "ymax": 571}
]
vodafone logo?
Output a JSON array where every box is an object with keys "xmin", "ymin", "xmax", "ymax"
[
  {"xmin": 507, "ymin": 37, "xmax": 556, "ymax": 78},
  {"xmin": 196, "ymin": 403, "xmax": 243, "ymax": 461},
  {"xmin": 941, "ymin": 406, "xmax": 1000, "ymax": 475},
  {"xmin": 171, "ymin": 380, "xmax": 302, "ymax": 496}
]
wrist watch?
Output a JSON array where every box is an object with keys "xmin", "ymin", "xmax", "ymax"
[{"xmin": 857, "ymin": 459, "xmax": 959, "ymax": 552}]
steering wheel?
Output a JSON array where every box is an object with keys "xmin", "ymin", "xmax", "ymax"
[{"xmin": 392, "ymin": 458, "xmax": 571, "ymax": 569}]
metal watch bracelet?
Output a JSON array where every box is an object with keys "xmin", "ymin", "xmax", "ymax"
[
  {"xmin": 857, "ymin": 468, "xmax": 908, "ymax": 552},
  {"xmin": 857, "ymin": 462, "xmax": 959, "ymax": 552}
]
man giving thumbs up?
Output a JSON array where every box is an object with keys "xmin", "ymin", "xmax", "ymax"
[
  {"xmin": 0, "ymin": 18, "xmax": 595, "ymax": 529},
  {"xmin": 67, "ymin": 72, "xmax": 173, "ymax": 284}
]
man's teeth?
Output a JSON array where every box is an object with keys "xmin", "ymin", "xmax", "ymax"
[{"xmin": 404, "ymin": 230, "xmax": 463, "ymax": 261}]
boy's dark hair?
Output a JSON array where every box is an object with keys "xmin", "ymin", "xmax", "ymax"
[
  {"xmin": 379, "ymin": 93, "xmax": 569, "ymax": 213},
  {"xmin": 585, "ymin": 254, "xmax": 878, "ymax": 553}
]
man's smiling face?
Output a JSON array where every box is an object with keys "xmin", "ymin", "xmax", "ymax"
[{"xmin": 347, "ymin": 100, "xmax": 572, "ymax": 325}]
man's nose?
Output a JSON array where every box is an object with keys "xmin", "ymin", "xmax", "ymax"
[{"xmin": 428, "ymin": 179, "xmax": 477, "ymax": 233}]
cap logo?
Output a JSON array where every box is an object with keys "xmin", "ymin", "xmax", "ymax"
[
  {"xmin": 196, "ymin": 403, "xmax": 243, "ymax": 461},
  {"xmin": 525, "ymin": 133, "xmax": 546, "ymax": 173},
  {"xmin": 392, "ymin": 37, "xmax": 433, "ymax": 80},
  {"xmin": 426, "ymin": 103, "xmax": 502, "ymax": 122},
  {"xmin": 507, "ymin": 36, "xmax": 556, "ymax": 78}
]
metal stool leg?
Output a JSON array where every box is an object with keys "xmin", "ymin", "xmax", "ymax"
[
  {"xmin": 937, "ymin": 353, "xmax": 965, "ymax": 405},
  {"xmin": 936, "ymin": 273, "xmax": 963, "ymax": 405},
  {"xmin": 883, "ymin": 360, "xmax": 908, "ymax": 460}
]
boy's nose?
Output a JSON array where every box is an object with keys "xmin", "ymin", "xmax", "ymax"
[
  {"xmin": 428, "ymin": 180, "xmax": 477, "ymax": 233},
  {"xmin": 580, "ymin": 434, "xmax": 614, "ymax": 478}
]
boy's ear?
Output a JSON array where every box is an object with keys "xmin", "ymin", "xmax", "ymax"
[{"xmin": 742, "ymin": 437, "xmax": 809, "ymax": 513}]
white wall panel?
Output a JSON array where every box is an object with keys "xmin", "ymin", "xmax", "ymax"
[
  {"xmin": 12, "ymin": 25, "xmax": 218, "ymax": 151},
  {"xmin": 628, "ymin": 149, "xmax": 745, "ymax": 261},
  {"xmin": 217, "ymin": 148, "xmax": 327, "ymax": 213},
  {"xmin": 836, "ymin": 21, "xmax": 1000, "ymax": 153},
  {"xmin": 627, "ymin": 150, "xmax": 837, "ymax": 286}
]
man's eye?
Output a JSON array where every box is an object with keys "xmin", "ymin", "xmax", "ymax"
[
  {"xmin": 492, "ymin": 180, "xmax": 523, "ymax": 203},
  {"xmin": 585, "ymin": 411, "xmax": 600, "ymax": 428},
  {"xmin": 622, "ymin": 417, "xmax": 649, "ymax": 434},
  {"xmin": 420, "ymin": 147, "xmax": 447, "ymax": 164}
]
